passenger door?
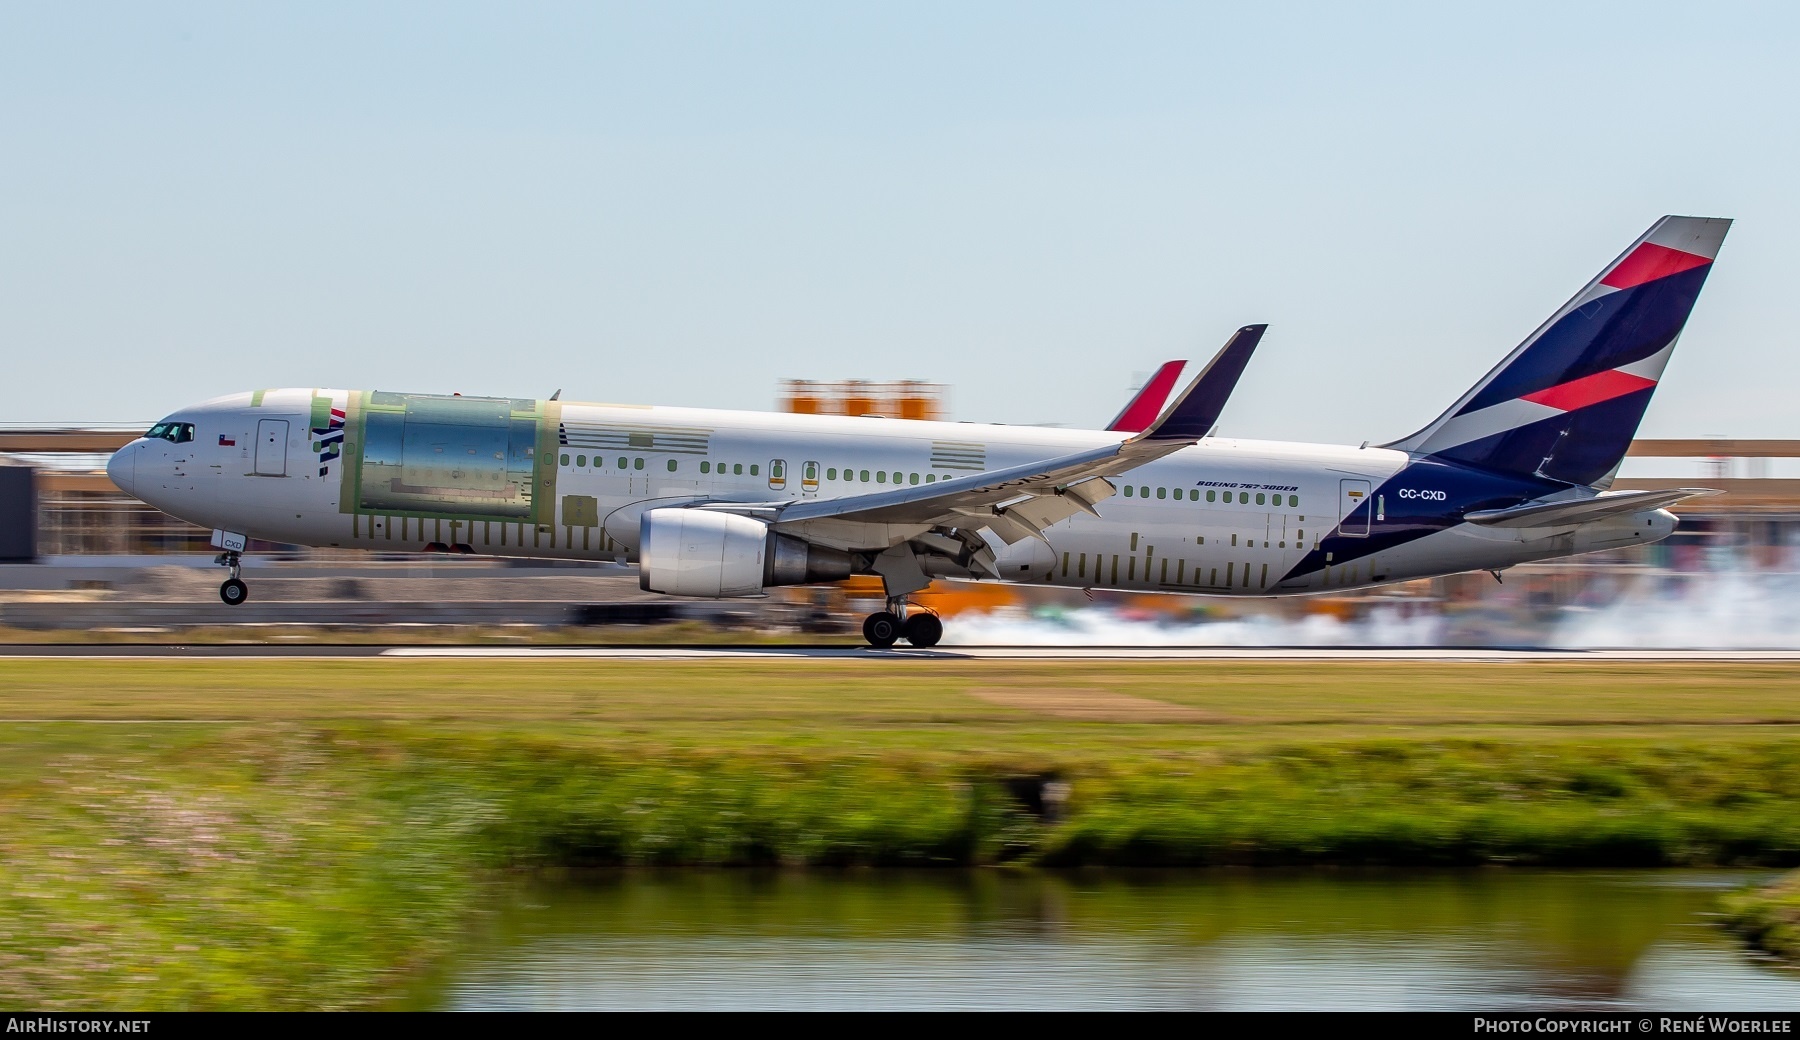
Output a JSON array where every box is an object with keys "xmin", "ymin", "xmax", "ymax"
[
  {"xmin": 1338, "ymin": 479, "xmax": 1371, "ymax": 537},
  {"xmin": 255, "ymin": 419, "xmax": 288, "ymax": 477}
]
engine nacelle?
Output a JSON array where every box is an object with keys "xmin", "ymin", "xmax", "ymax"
[{"xmin": 638, "ymin": 509, "xmax": 854, "ymax": 598}]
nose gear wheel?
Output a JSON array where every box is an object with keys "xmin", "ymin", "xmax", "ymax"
[{"xmin": 215, "ymin": 550, "xmax": 247, "ymax": 607}]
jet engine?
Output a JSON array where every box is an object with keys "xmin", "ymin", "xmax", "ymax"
[{"xmin": 638, "ymin": 508, "xmax": 853, "ymax": 598}]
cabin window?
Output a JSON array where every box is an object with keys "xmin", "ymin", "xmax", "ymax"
[
  {"xmin": 1255, "ymin": 493, "xmax": 1265, "ymax": 505},
  {"xmin": 892, "ymin": 471, "xmax": 902, "ymax": 484},
  {"xmin": 617, "ymin": 457, "xmax": 627, "ymax": 469},
  {"xmin": 575, "ymin": 455, "xmax": 586, "ymax": 467},
  {"xmin": 1139, "ymin": 486, "xmax": 1149, "ymax": 498},
  {"xmin": 1206, "ymin": 490, "xmax": 1216, "ymax": 502},
  {"xmin": 926, "ymin": 474, "xmax": 937, "ymax": 483},
  {"xmin": 560, "ymin": 453, "xmax": 570, "ymax": 466},
  {"xmin": 668, "ymin": 459, "xmax": 678, "ymax": 472},
  {"xmin": 634, "ymin": 457, "xmax": 645, "ymax": 470},
  {"xmin": 1289, "ymin": 495, "xmax": 1299, "ymax": 507},
  {"xmin": 877, "ymin": 471, "xmax": 887, "ymax": 483},
  {"xmin": 733, "ymin": 463, "xmax": 743, "ymax": 475},
  {"xmin": 1124, "ymin": 485, "xmax": 1134, "ymax": 497},
  {"xmin": 1156, "ymin": 487, "xmax": 1166, "ymax": 500},
  {"xmin": 860, "ymin": 470, "xmax": 870, "ymax": 482},
  {"xmin": 827, "ymin": 468, "xmax": 836, "ymax": 480},
  {"xmin": 910, "ymin": 473, "xmax": 919, "ymax": 485},
  {"xmin": 701, "ymin": 461, "xmax": 711, "ymax": 473},
  {"xmin": 542, "ymin": 452, "xmax": 554, "ymax": 465},
  {"xmin": 750, "ymin": 464, "xmax": 759, "ymax": 476}
]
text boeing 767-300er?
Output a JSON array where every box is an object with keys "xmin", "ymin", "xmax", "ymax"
[{"xmin": 109, "ymin": 215, "xmax": 1730, "ymax": 647}]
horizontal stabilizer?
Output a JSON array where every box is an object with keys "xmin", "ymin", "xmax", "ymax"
[{"xmin": 1464, "ymin": 487, "xmax": 1720, "ymax": 528}]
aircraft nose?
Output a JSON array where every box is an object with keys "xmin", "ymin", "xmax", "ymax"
[{"xmin": 106, "ymin": 442, "xmax": 137, "ymax": 495}]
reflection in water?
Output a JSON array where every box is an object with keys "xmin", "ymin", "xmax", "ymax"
[{"xmin": 421, "ymin": 871, "xmax": 1800, "ymax": 1011}]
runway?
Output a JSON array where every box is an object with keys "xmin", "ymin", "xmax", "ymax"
[{"xmin": 2, "ymin": 643, "xmax": 1798, "ymax": 662}]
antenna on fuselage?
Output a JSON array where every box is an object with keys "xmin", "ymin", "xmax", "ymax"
[{"xmin": 549, "ymin": 389, "xmax": 562, "ymax": 401}]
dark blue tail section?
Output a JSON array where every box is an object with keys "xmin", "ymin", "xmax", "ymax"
[{"xmin": 1386, "ymin": 216, "xmax": 1730, "ymax": 487}]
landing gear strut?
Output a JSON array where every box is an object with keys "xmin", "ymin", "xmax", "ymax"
[
  {"xmin": 861, "ymin": 597, "xmax": 942, "ymax": 649},
  {"xmin": 215, "ymin": 550, "xmax": 248, "ymax": 606}
]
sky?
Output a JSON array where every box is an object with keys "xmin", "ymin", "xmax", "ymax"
[{"xmin": 3, "ymin": 2, "xmax": 1797, "ymax": 444}]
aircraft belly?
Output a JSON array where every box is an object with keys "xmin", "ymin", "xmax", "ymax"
[{"xmin": 1304, "ymin": 521, "xmax": 1579, "ymax": 587}]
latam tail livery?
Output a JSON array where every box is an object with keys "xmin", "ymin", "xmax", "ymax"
[{"xmin": 109, "ymin": 216, "xmax": 1730, "ymax": 647}]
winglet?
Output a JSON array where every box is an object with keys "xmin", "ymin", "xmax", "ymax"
[
  {"xmin": 1140, "ymin": 325, "xmax": 1266, "ymax": 441},
  {"xmin": 1106, "ymin": 360, "xmax": 1187, "ymax": 433}
]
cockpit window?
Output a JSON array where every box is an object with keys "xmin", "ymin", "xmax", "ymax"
[{"xmin": 145, "ymin": 422, "xmax": 194, "ymax": 444}]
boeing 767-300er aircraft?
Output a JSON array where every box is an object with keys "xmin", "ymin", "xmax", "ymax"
[{"xmin": 109, "ymin": 215, "xmax": 1729, "ymax": 647}]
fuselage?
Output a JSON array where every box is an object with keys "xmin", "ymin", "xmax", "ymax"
[{"xmin": 108, "ymin": 387, "xmax": 1676, "ymax": 597}]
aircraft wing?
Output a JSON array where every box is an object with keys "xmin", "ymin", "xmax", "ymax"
[
  {"xmin": 1106, "ymin": 359, "xmax": 1187, "ymax": 433},
  {"xmin": 721, "ymin": 325, "xmax": 1265, "ymax": 545},
  {"xmin": 1463, "ymin": 487, "xmax": 1721, "ymax": 528}
]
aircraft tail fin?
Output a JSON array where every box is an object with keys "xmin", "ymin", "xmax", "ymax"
[
  {"xmin": 1106, "ymin": 360, "xmax": 1186, "ymax": 433},
  {"xmin": 1384, "ymin": 216, "xmax": 1731, "ymax": 487}
]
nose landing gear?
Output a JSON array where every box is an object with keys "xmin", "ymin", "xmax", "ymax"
[
  {"xmin": 215, "ymin": 550, "xmax": 248, "ymax": 606},
  {"xmin": 861, "ymin": 598, "xmax": 942, "ymax": 648}
]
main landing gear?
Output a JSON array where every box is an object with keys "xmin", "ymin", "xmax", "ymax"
[
  {"xmin": 215, "ymin": 550, "xmax": 248, "ymax": 606},
  {"xmin": 861, "ymin": 598, "xmax": 942, "ymax": 649}
]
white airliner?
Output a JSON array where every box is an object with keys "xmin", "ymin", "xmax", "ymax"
[{"xmin": 109, "ymin": 216, "xmax": 1729, "ymax": 646}]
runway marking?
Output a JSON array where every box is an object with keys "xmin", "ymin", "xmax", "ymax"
[
  {"xmin": 375, "ymin": 646, "xmax": 1800, "ymax": 662},
  {"xmin": 967, "ymin": 687, "xmax": 1216, "ymax": 722},
  {"xmin": 1, "ymin": 645, "xmax": 1798, "ymax": 662}
]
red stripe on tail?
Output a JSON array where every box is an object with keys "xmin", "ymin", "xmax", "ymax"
[
  {"xmin": 1600, "ymin": 242, "xmax": 1710, "ymax": 290},
  {"xmin": 1520, "ymin": 368, "xmax": 1657, "ymax": 412}
]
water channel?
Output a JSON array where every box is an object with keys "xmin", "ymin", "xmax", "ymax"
[{"xmin": 417, "ymin": 870, "xmax": 1800, "ymax": 1011}]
